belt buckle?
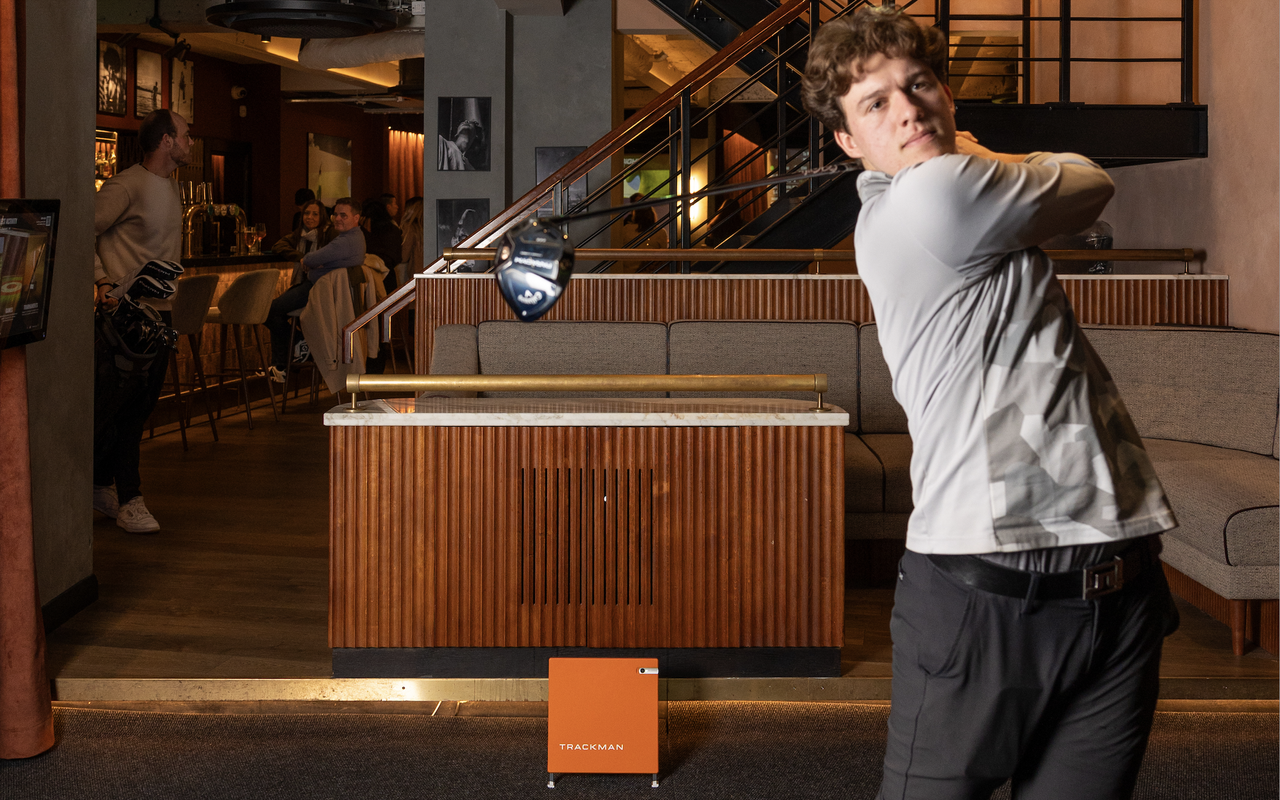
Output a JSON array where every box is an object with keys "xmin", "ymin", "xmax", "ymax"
[{"xmin": 1082, "ymin": 556, "xmax": 1124, "ymax": 600}]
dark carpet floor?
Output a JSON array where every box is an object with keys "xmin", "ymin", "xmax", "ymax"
[{"xmin": 0, "ymin": 704, "xmax": 1274, "ymax": 799}]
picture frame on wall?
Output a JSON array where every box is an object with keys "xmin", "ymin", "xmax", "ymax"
[
  {"xmin": 437, "ymin": 97, "xmax": 491, "ymax": 172},
  {"xmin": 135, "ymin": 50, "xmax": 162, "ymax": 118},
  {"xmin": 97, "ymin": 41, "xmax": 126, "ymax": 116},
  {"xmin": 307, "ymin": 133, "xmax": 353, "ymax": 208},
  {"xmin": 437, "ymin": 198, "xmax": 490, "ymax": 272},
  {"xmin": 535, "ymin": 146, "xmax": 587, "ymax": 218},
  {"xmin": 171, "ymin": 58, "xmax": 194, "ymax": 123}
]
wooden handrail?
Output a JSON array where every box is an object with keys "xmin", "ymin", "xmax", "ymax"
[
  {"xmin": 341, "ymin": 0, "xmax": 811, "ymax": 363},
  {"xmin": 443, "ymin": 247, "xmax": 1196, "ymax": 263}
]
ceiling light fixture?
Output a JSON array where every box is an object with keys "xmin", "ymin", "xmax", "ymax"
[{"xmin": 206, "ymin": 1, "xmax": 399, "ymax": 39}]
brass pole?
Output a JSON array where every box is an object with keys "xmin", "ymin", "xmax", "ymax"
[{"xmin": 345, "ymin": 373, "xmax": 829, "ymax": 395}]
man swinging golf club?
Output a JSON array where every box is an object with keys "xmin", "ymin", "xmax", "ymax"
[{"xmin": 802, "ymin": 7, "xmax": 1178, "ymax": 799}]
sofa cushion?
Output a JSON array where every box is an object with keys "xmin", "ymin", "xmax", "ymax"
[
  {"xmin": 427, "ymin": 324, "xmax": 480, "ymax": 398},
  {"xmin": 861, "ymin": 433, "xmax": 914, "ymax": 514},
  {"xmin": 668, "ymin": 321, "xmax": 858, "ymax": 421},
  {"xmin": 476, "ymin": 320, "xmax": 669, "ymax": 398},
  {"xmin": 1084, "ymin": 327, "xmax": 1280, "ymax": 456},
  {"xmin": 857, "ymin": 324, "xmax": 909, "ymax": 434},
  {"xmin": 844, "ymin": 433, "xmax": 883, "ymax": 513},
  {"xmin": 1144, "ymin": 438, "xmax": 1279, "ymax": 574}
]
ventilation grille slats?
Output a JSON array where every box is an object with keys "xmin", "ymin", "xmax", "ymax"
[{"xmin": 518, "ymin": 467, "xmax": 654, "ymax": 607}]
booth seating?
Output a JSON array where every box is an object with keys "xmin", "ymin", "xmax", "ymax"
[
  {"xmin": 1086, "ymin": 326, "xmax": 1279, "ymax": 655},
  {"xmin": 429, "ymin": 320, "xmax": 1279, "ymax": 654}
]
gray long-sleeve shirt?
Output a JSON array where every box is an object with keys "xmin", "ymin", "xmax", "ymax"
[
  {"xmin": 302, "ymin": 226, "xmax": 366, "ymax": 281},
  {"xmin": 855, "ymin": 152, "xmax": 1175, "ymax": 555},
  {"xmin": 94, "ymin": 164, "xmax": 182, "ymax": 284}
]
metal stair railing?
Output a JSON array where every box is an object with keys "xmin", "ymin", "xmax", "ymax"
[
  {"xmin": 343, "ymin": 0, "xmax": 1198, "ymax": 363},
  {"xmin": 343, "ymin": 0, "xmax": 840, "ymax": 363}
]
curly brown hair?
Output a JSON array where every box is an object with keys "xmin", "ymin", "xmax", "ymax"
[{"xmin": 802, "ymin": 6, "xmax": 948, "ymax": 134}]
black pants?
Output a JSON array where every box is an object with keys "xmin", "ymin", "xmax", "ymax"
[
  {"xmin": 93, "ymin": 322, "xmax": 171, "ymax": 504},
  {"xmin": 878, "ymin": 546, "xmax": 1175, "ymax": 800},
  {"xmin": 265, "ymin": 278, "xmax": 313, "ymax": 370}
]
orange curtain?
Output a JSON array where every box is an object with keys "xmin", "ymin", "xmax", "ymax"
[
  {"xmin": 0, "ymin": 0, "xmax": 54, "ymax": 760},
  {"xmin": 387, "ymin": 130, "xmax": 424, "ymax": 204},
  {"xmin": 722, "ymin": 132, "xmax": 769, "ymax": 224}
]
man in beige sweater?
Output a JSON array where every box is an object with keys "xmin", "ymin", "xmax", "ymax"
[{"xmin": 93, "ymin": 109, "xmax": 191, "ymax": 533}]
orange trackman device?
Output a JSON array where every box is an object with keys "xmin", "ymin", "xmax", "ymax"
[{"xmin": 547, "ymin": 657, "xmax": 659, "ymax": 788}]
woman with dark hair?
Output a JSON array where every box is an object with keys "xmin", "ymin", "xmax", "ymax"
[{"xmin": 272, "ymin": 199, "xmax": 335, "ymax": 263}]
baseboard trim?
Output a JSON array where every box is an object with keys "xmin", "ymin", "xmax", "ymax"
[{"xmin": 42, "ymin": 574, "xmax": 99, "ymax": 634}]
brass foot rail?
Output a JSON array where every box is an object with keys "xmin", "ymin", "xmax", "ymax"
[{"xmin": 344, "ymin": 373, "xmax": 831, "ymax": 412}]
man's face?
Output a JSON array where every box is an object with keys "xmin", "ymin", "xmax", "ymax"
[
  {"xmin": 832, "ymin": 54, "xmax": 956, "ymax": 176},
  {"xmin": 331, "ymin": 204, "xmax": 359, "ymax": 233},
  {"xmin": 167, "ymin": 114, "xmax": 193, "ymax": 168}
]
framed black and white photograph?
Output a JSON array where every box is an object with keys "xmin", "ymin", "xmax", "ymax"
[
  {"xmin": 437, "ymin": 198, "xmax": 490, "ymax": 272},
  {"xmin": 535, "ymin": 146, "xmax": 587, "ymax": 218},
  {"xmin": 437, "ymin": 97, "xmax": 491, "ymax": 171},
  {"xmin": 135, "ymin": 50, "xmax": 162, "ymax": 118},
  {"xmin": 171, "ymin": 58, "xmax": 194, "ymax": 123},
  {"xmin": 307, "ymin": 133, "xmax": 353, "ymax": 208},
  {"xmin": 97, "ymin": 41, "xmax": 127, "ymax": 116}
]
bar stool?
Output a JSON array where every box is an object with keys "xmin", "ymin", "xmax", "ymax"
[
  {"xmin": 168, "ymin": 274, "xmax": 221, "ymax": 450},
  {"xmin": 280, "ymin": 308, "xmax": 321, "ymax": 412},
  {"xmin": 206, "ymin": 269, "xmax": 281, "ymax": 429}
]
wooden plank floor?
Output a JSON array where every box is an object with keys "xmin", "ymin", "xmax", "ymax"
[{"xmin": 46, "ymin": 392, "xmax": 1279, "ymax": 684}]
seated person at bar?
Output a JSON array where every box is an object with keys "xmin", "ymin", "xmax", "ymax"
[
  {"xmin": 802, "ymin": 7, "xmax": 1177, "ymax": 799},
  {"xmin": 272, "ymin": 198, "xmax": 335, "ymax": 262},
  {"xmin": 265, "ymin": 197, "xmax": 365, "ymax": 383}
]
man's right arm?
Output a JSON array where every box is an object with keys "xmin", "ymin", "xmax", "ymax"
[{"xmin": 302, "ymin": 231, "xmax": 364, "ymax": 276}]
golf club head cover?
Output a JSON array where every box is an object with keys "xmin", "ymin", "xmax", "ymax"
[
  {"xmin": 124, "ymin": 274, "xmax": 176, "ymax": 302},
  {"xmin": 138, "ymin": 259, "xmax": 185, "ymax": 282}
]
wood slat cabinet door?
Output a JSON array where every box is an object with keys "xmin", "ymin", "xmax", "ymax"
[{"xmin": 330, "ymin": 424, "xmax": 843, "ymax": 650}]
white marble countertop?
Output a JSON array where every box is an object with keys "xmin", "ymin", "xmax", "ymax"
[{"xmin": 324, "ymin": 397, "xmax": 848, "ymax": 427}]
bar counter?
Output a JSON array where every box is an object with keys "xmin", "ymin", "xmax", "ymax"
[{"xmin": 325, "ymin": 398, "xmax": 847, "ymax": 679}]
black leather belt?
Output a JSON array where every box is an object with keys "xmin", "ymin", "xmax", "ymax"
[{"xmin": 927, "ymin": 538, "xmax": 1154, "ymax": 602}]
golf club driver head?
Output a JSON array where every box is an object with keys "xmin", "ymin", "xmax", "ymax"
[{"xmin": 494, "ymin": 218, "xmax": 574, "ymax": 322}]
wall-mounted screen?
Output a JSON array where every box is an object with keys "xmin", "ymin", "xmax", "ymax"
[{"xmin": 0, "ymin": 199, "xmax": 60, "ymax": 350}]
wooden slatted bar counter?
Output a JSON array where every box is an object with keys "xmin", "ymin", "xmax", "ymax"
[{"xmin": 326, "ymin": 397, "xmax": 847, "ymax": 678}]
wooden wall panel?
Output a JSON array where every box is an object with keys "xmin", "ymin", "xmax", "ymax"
[
  {"xmin": 412, "ymin": 275, "xmax": 1228, "ymax": 371},
  {"xmin": 330, "ymin": 424, "xmax": 844, "ymax": 651}
]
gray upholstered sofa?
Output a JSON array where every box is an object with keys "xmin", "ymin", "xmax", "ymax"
[{"xmin": 429, "ymin": 320, "xmax": 1279, "ymax": 653}]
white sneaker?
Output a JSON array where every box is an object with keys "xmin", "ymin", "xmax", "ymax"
[
  {"xmin": 93, "ymin": 485, "xmax": 119, "ymax": 518},
  {"xmin": 116, "ymin": 496, "xmax": 161, "ymax": 534},
  {"xmin": 268, "ymin": 365, "xmax": 287, "ymax": 384}
]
